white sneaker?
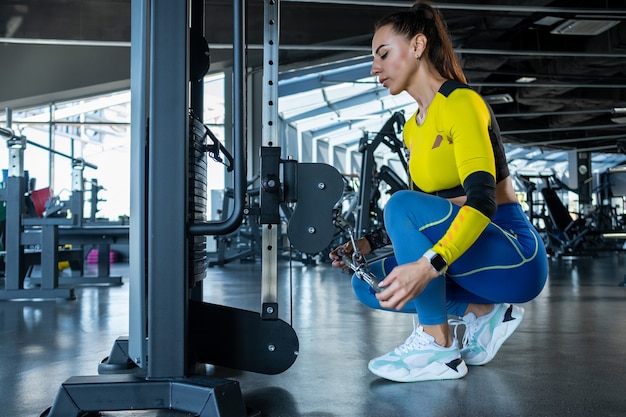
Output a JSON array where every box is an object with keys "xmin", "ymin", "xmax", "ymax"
[
  {"xmin": 368, "ymin": 323, "xmax": 468, "ymax": 382},
  {"xmin": 453, "ymin": 303, "xmax": 524, "ymax": 366}
]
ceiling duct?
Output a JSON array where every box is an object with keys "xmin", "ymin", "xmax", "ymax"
[{"xmin": 550, "ymin": 19, "xmax": 621, "ymax": 36}]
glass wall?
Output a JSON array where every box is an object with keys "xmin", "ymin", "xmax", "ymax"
[{"xmin": 0, "ymin": 73, "xmax": 227, "ymax": 222}]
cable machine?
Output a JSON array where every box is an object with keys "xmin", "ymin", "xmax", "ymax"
[
  {"xmin": 0, "ymin": 118, "xmax": 117, "ymax": 300},
  {"xmin": 355, "ymin": 111, "xmax": 407, "ymax": 237},
  {"xmin": 42, "ymin": 1, "xmax": 343, "ymax": 415}
]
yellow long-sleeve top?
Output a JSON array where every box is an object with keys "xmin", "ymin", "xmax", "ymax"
[{"xmin": 403, "ymin": 80, "xmax": 510, "ymax": 265}]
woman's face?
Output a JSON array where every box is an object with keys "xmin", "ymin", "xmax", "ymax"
[{"xmin": 371, "ymin": 24, "xmax": 418, "ymax": 95}]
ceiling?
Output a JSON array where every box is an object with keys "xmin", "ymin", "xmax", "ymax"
[{"xmin": 1, "ymin": 0, "xmax": 626, "ymax": 157}]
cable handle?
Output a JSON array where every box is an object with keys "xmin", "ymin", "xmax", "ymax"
[
  {"xmin": 333, "ymin": 213, "xmax": 365, "ymax": 264},
  {"xmin": 337, "ymin": 249, "xmax": 384, "ymax": 293}
]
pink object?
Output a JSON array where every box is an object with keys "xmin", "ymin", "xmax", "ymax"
[{"xmin": 87, "ymin": 248, "xmax": 119, "ymax": 264}]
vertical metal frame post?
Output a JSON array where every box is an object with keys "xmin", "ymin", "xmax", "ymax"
[
  {"xmin": 128, "ymin": 0, "xmax": 149, "ymax": 369},
  {"xmin": 3, "ymin": 115, "xmax": 25, "ymax": 292},
  {"xmin": 147, "ymin": 0, "xmax": 190, "ymax": 378},
  {"xmin": 261, "ymin": 0, "xmax": 280, "ymax": 318},
  {"xmin": 356, "ymin": 143, "xmax": 374, "ymax": 237}
]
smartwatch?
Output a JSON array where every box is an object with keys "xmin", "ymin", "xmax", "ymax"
[{"xmin": 423, "ymin": 249, "xmax": 447, "ymax": 274}]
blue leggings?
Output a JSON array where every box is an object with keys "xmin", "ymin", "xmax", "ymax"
[{"xmin": 352, "ymin": 190, "xmax": 548, "ymax": 325}]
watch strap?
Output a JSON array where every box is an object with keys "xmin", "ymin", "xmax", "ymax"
[{"xmin": 423, "ymin": 249, "xmax": 448, "ymax": 274}]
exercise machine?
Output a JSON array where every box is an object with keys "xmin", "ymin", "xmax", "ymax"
[
  {"xmin": 43, "ymin": 1, "xmax": 343, "ymax": 415},
  {"xmin": 0, "ymin": 120, "xmax": 77, "ymax": 299},
  {"xmin": 0, "ymin": 120, "xmax": 126, "ymax": 299},
  {"xmin": 529, "ymin": 173, "xmax": 625, "ymax": 257},
  {"xmin": 355, "ymin": 111, "xmax": 408, "ymax": 237}
]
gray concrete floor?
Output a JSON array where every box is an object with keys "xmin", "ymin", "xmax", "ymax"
[{"xmin": 2, "ymin": 253, "xmax": 626, "ymax": 417}]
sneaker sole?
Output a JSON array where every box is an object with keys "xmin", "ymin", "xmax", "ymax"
[
  {"xmin": 465, "ymin": 305, "xmax": 524, "ymax": 366},
  {"xmin": 368, "ymin": 358, "xmax": 468, "ymax": 383}
]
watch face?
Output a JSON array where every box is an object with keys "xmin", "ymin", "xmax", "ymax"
[{"xmin": 431, "ymin": 254, "xmax": 447, "ymax": 272}]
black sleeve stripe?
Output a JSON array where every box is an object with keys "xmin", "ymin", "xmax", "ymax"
[{"xmin": 463, "ymin": 171, "xmax": 497, "ymax": 219}]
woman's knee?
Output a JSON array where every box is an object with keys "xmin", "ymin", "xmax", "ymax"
[
  {"xmin": 384, "ymin": 190, "xmax": 416, "ymax": 214},
  {"xmin": 384, "ymin": 190, "xmax": 449, "ymax": 234},
  {"xmin": 384, "ymin": 190, "xmax": 423, "ymax": 228}
]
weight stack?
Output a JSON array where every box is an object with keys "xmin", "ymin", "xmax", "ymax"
[{"xmin": 189, "ymin": 114, "xmax": 209, "ymax": 284}]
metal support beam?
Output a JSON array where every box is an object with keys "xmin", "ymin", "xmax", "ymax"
[
  {"xmin": 128, "ymin": 0, "xmax": 149, "ymax": 368},
  {"xmin": 260, "ymin": 0, "xmax": 281, "ymax": 319},
  {"xmin": 146, "ymin": 0, "xmax": 189, "ymax": 379}
]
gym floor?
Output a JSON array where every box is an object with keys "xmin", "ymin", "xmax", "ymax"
[{"xmin": 2, "ymin": 252, "xmax": 625, "ymax": 417}]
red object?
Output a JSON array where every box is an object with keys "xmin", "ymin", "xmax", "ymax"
[{"xmin": 30, "ymin": 187, "xmax": 52, "ymax": 218}]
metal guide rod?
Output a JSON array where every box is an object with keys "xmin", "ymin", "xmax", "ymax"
[
  {"xmin": 25, "ymin": 140, "xmax": 98, "ymax": 169},
  {"xmin": 187, "ymin": 0, "xmax": 247, "ymax": 237},
  {"xmin": 261, "ymin": 0, "xmax": 280, "ymax": 314},
  {"xmin": 0, "ymin": 130, "xmax": 97, "ymax": 169},
  {"xmin": 262, "ymin": 225, "xmax": 279, "ymax": 306},
  {"xmin": 1, "ymin": 108, "xmax": 98, "ymax": 169},
  {"xmin": 127, "ymin": 0, "xmax": 149, "ymax": 369}
]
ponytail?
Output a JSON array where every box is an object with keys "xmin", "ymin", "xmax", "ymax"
[{"xmin": 375, "ymin": 1, "xmax": 466, "ymax": 83}]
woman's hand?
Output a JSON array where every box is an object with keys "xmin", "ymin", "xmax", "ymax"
[
  {"xmin": 328, "ymin": 237, "xmax": 372, "ymax": 270},
  {"xmin": 375, "ymin": 257, "xmax": 440, "ymax": 310}
]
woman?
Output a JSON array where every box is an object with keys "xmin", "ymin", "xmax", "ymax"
[{"xmin": 329, "ymin": 0, "xmax": 548, "ymax": 383}]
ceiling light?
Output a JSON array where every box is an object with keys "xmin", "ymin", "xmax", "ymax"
[
  {"xmin": 516, "ymin": 77, "xmax": 536, "ymax": 83},
  {"xmin": 550, "ymin": 19, "xmax": 620, "ymax": 36},
  {"xmin": 483, "ymin": 94, "xmax": 514, "ymax": 105}
]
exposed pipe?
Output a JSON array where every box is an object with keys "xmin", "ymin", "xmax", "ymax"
[
  {"xmin": 509, "ymin": 133, "xmax": 626, "ymax": 147},
  {"xmin": 472, "ymin": 82, "xmax": 626, "ymax": 89},
  {"xmin": 5, "ymin": 37, "xmax": 623, "ymax": 61},
  {"xmin": 496, "ymin": 109, "xmax": 617, "ymax": 119},
  {"xmin": 210, "ymin": 43, "xmax": 626, "ymax": 59},
  {"xmin": 503, "ymin": 123, "xmax": 625, "ymax": 135},
  {"xmin": 281, "ymin": 0, "xmax": 626, "ymax": 16}
]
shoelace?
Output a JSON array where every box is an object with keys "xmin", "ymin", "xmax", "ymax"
[
  {"xmin": 395, "ymin": 319, "xmax": 431, "ymax": 354},
  {"xmin": 448, "ymin": 317, "xmax": 474, "ymax": 350},
  {"xmin": 450, "ymin": 307, "xmax": 500, "ymax": 350}
]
